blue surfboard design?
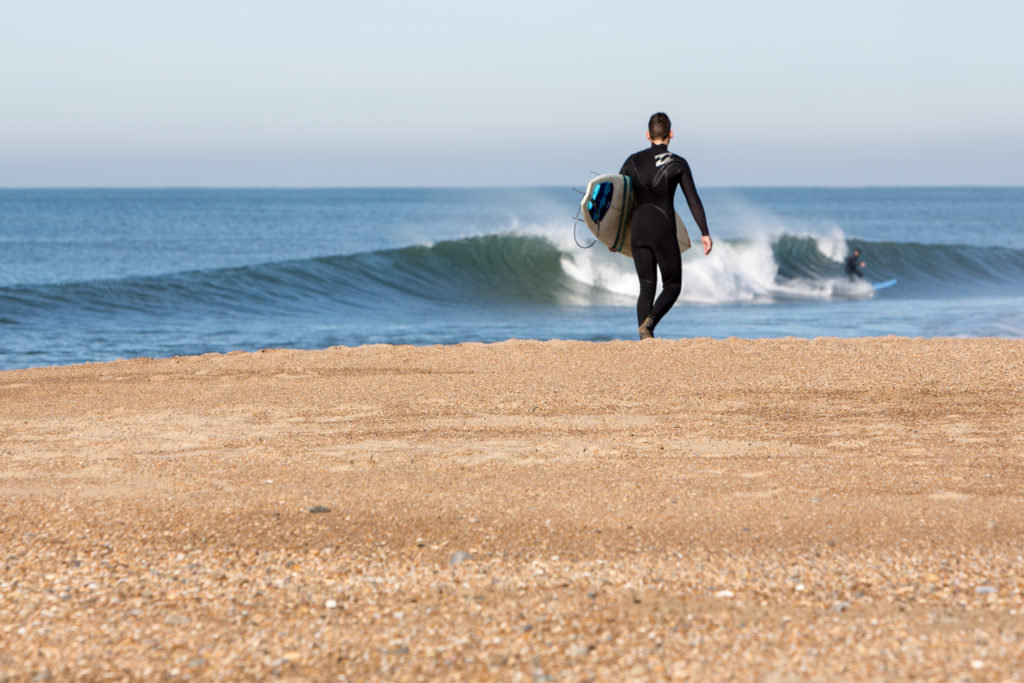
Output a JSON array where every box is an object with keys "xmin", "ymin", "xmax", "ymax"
[{"xmin": 872, "ymin": 278, "xmax": 898, "ymax": 291}]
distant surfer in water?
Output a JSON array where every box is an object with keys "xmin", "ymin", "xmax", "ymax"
[
  {"xmin": 619, "ymin": 112, "xmax": 712, "ymax": 339},
  {"xmin": 845, "ymin": 249, "xmax": 866, "ymax": 280}
]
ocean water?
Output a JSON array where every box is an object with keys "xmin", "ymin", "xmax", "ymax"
[{"xmin": 1, "ymin": 187, "xmax": 1022, "ymax": 370}]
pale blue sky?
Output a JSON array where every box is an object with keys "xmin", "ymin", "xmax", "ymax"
[{"xmin": 2, "ymin": 0, "xmax": 1022, "ymax": 186}]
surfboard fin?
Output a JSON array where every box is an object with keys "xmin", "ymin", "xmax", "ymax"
[{"xmin": 572, "ymin": 207, "xmax": 597, "ymax": 249}]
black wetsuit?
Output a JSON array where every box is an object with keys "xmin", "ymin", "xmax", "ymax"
[
  {"xmin": 619, "ymin": 144, "xmax": 710, "ymax": 328},
  {"xmin": 845, "ymin": 254, "xmax": 863, "ymax": 279}
]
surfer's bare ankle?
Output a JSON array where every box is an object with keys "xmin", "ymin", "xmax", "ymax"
[{"xmin": 638, "ymin": 317, "xmax": 656, "ymax": 340}]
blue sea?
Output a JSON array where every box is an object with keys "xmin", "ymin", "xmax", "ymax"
[{"xmin": 1, "ymin": 187, "xmax": 1022, "ymax": 370}]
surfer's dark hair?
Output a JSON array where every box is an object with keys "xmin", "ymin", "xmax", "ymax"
[{"xmin": 648, "ymin": 112, "xmax": 671, "ymax": 140}]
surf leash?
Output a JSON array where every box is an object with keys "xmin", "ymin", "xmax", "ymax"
[{"xmin": 570, "ymin": 187, "xmax": 597, "ymax": 249}]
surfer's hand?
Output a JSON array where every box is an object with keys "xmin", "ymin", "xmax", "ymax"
[{"xmin": 702, "ymin": 235, "xmax": 713, "ymax": 255}]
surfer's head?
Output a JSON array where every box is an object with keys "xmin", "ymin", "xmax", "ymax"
[{"xmin": 647, "ymin": 113, "xmax": 672, "ymax": 144}]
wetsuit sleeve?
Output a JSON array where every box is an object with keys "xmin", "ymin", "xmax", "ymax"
[{"xmin": 678, "ymin": 159, "xmax": 710, "ymax": 236}]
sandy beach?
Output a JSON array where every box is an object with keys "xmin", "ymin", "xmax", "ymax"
[{"xmin": 1, "ymin": 337, "xmax": 1023, "ymax": 681}]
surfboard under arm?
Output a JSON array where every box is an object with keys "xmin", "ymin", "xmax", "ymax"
[{"xmin": 580, "ymin": 173, "xmax": 690, "ymax": 258}]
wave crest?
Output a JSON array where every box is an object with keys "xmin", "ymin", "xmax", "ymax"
[{"xmin": 3, "ymin": 231, "xmax": 1023, "ymax": 322}]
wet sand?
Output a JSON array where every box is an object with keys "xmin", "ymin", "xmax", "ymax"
[{"xmin": 2, "ymin": 337, "xmax": 1023, "ymax": 680}]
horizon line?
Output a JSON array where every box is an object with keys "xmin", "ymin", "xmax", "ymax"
[{"xmin": 2, "ymin": 183, "xmax": 1023, "ymax": 191}]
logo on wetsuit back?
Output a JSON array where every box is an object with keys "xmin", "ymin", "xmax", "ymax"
[{"xmin": 654, "ymin": 153, "xmax": 675, "ymax": 168}]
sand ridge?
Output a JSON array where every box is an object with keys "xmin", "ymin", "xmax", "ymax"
[{"xmin": 2, "ymin": 338, "xmax": 1023, "ymax": 680}]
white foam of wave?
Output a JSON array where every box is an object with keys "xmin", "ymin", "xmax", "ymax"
[
  {"xmin": 695, "ymin": 206, "xmax": 879, "ymax": 302},
  {"xmin": 503, "ymin": 216, "xmax": 641, "ymax": 298},
  {"xmin": 680, "ymin": 237, "xmax": 873, "ymax": 303},
  {"xmin": 505, "ymin": 202, "xmax": 873, "ymax": 305}
]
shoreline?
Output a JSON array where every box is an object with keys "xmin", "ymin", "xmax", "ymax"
[
  {"xmin": 2, "ymin": 337, "xmax": 1023, "ymax": 679},
  {"xmin": 4, "ymin": 332, "xmax": 1023, "ymax": 373}
]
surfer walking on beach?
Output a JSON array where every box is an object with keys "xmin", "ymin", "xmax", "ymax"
[
  {"xmin": 619, "ymin": 112, "xmax": 713, "ymax": 339},
  {"xmin": 845, "ymin": 248, "xmax": 866, "ymax": 280}
]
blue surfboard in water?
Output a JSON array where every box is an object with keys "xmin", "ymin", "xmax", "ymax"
[{"xmin": 873, "ymin": 278, "xmax": 898, "ymax": 291}]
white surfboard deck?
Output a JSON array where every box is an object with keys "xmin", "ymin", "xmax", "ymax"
[{"xmin": 580, "ymin": 173, "xmax": 690, "ymax": 258}]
